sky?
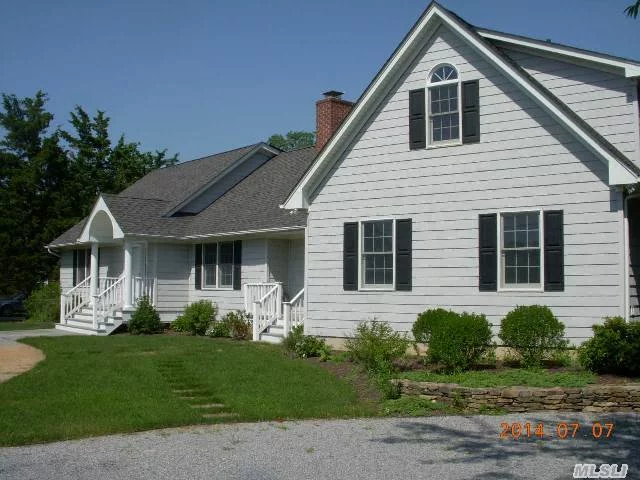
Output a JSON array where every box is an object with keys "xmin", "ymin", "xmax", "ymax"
[{"xmin": 1, "ymin": 0, "xmax": 639, "ymax": 162}]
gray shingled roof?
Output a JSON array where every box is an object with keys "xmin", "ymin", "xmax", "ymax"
[{"xmin": 48, "ymin": 145, "xmax": 315, "ymax": 247}]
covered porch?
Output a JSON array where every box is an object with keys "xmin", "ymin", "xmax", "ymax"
[{"xmin": 57, "ymin": 197, "xmax": 155, "ymax": 335}]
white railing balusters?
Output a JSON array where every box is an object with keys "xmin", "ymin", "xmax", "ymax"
[
  {"xmin": 133, "ymin": 276, "xmax": 155, "ymax": 305},
  {"xmin": 244, "ymin": 282, "xmax": 279, "ymax": 311},
  {"xmin": 251, "ymin": 282, "xmax": 282, "ymax": 341},
  {"xmin": 282, "ymin": 288, "xmax": 304, "ymax": 337},
  {"xmin": 62, "ymin": 276, "xmax": 92, "ymax": 324},
  {"xmin": 95, "ymin": 275, "xmax": 125, "ymax": 327}
]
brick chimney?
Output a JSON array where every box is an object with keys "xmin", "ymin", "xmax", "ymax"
[{"xmin": 315, "ymin": 90, "xmax": 354, "ymax": 152}]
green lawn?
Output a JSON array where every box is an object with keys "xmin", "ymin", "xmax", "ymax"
[
  {"xmin": 0, "ymin": 336, "xmax": 374, "ymax": 446},
  {"xmin": 398, "ymin": 368, "xmax": 598, "ymax": 388},
  {"xmin": 0, "ymin": 320, "xmax": 54, "ymax": 331}
]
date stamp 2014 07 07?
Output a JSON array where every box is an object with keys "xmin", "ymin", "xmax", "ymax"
[{"xmin": 499, "ymin": 421, "xmax": 615, "ymax": 440}]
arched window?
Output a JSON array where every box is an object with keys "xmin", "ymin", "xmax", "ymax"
[{"xmin": 427, "ymin": 63, "xmax": 460, "ymax": 143}]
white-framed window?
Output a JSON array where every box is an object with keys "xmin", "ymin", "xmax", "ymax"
[
  {"xmin": 499, "ymin": 211, "xmax": 542, "ymax": 289},
  {"xmin": 427, "ymin": 63, "xmax": 461, "ymax": 144},
  {"xmin": 360, "ymin": 219, "xmax": 395, "ymax": 289},
  {"xmin": 202, "ymin": 242, "xmax": 234, "ymax": 289}
]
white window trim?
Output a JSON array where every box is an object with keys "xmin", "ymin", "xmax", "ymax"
[
  {"xmin": 357, "ymin": 217, "xmax": 396, "ymax": 291},
  {"xmin": 426, "ymin": 63, "xmax": 462, "ymax": 148},
  {"xmin": 200, "ymin": 242, "xmax": 235, "ymax": 291},
  {"xmin": 496, "ymin": 208, "xmax": 545, "ymax": 293}
]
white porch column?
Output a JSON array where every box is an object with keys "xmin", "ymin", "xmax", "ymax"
[
  {"xmin": 89, "ymin": 243, "xmax": 99, "ymax": 305},
  {"xmin": 123, "ymin": 239, "xmax": 133, "ymax": 309}
]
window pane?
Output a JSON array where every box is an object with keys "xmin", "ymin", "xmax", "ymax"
[
  {"xmin": 204, "ymin": 265, "xmax": 216, "ymax": 287},
  {"xmin": 529, "ymin": 250, "xmax": 540, "ymax": 267},
  {"xmin": 364, "ymin": 237, "xmax": 373, "ymax": 253},
  {"xmin": 364, "ymin": 222, "xmax": 373, "ymax": 237},
  {"xmin": 503, "ymin": 231, "xmax": 515, "ymax": 248},
  {"xmin": 219, "ymin": 242, "xmax": 234, "ymax": 287},
  {"xmin": 505, "ymin": 266, "xmax": 516, "ymax": 284},
  {"xmin": 504, "ymin": 250, "xmax": 516, "ymax": 268},
  {"xmin": 373, "ymin": 237, "xmax": 383, "ymax": 252},
  {"xmin": 529, "ymin": 266, "xmax": 540, "ymax": 284},
  {"xmin": 383, "ymin": 236, "xmax": 392, "ymax": 251},
  {"xmin": 516, "ymin": 250, "xmax": 528, "ymax": 267},
  {"xmin": 527, "ymin": 213, "xmax": 539, "ymax": 229},
  {"xmin": 365, "ymin": 267, "xmax": 374, "ymax": 285},
  {"xmin": 503, "ymin": 214, "xmax": 515, "ymax": 231},
  {"xmin": 516, "ymin": 266, "xmax": 529, "ymax": 284}
]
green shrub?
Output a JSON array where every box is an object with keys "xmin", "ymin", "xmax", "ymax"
[
  {"xmin": 427, "ymin": 311, "xmax": 493, "ymax": 372},
  {"xmin": 412, "ymin": 308, "xmax": 458, "ymax": 344},
  {"xmin": 25, "ymin": 282, "xmax": 60, "ymax": 322},
  {"xmin": 224, "ymin": 310, "xmax": 253, "ymax": 340},
  {"xmin": 128, "ymin": 296, "xmax": 161, "ymax": 334},
  {"xmin": 345, "ymin": 320, "xmax": 408, "ymax": 374},
  {"xmin": 578, "ymin": 317, "xmax": 640, "ymax": 376},
  {"xmin": 206, "ymin": 320, "xmax": 230, "ymax": 338},
  {"xmin": 499, "ymin": 305, "xmax": 567, "ymax": 368},
  {"xmin": 206, "ymin": 310, "xmax": 252, "ymax": 340},
  {"xmin": 283, "ymin": 325, "xmax": 331, "ymax": 359},
  {"xmin": 173, "ymin": 300, "xmax": 217, "ymax": 335}
]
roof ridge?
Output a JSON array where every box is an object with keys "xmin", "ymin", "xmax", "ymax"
[{"xmin": 158, "ymin": 142, "xmax": 264, "ymax": 171}]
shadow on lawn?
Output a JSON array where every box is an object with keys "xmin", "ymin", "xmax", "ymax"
[{"xmin": 373, "ymin": 413, "xmax": 640, "ymax": 480}]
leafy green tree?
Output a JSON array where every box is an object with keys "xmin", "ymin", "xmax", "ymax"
[
  {"xmin": 626, "ymin": 1, "xmax": 640, "ymax": 18},
  {"xmin": 0, "ymin": 91, "xmax": 178, "ymax": 295},
  {"xmin": 268, "ymin": 131, "xmax": 315, "ymax": 151},
  {"xmin": 0, "ymin": 91, "xmax": 70, "ymax": 294}
]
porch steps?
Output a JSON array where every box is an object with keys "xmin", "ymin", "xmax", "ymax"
[
  {"xmin": 55, "ymin": 307, "xmax": 123, "ymax": 336},
  {"xmin": 259, "ymin": 323, "xmax": 285, "ymax": 344}
]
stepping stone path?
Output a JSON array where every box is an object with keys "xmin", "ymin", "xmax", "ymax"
[{"xmin": 159, "ymin": 359, "xmax": 235, "ymax": 421}]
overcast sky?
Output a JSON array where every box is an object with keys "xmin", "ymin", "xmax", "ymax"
[{"xmin": 1, "ymin": 0, "xmax": 638, "ymax": 161}]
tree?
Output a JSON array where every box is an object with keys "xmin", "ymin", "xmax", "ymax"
[
  {"xmin": 268, "ymin": 131, "xmax": 315, "ymax": 151},
  {"xmin": 625, "ymin": 0, "xmax": 640, "ymax": 18},
  {"xmin": 0, "ymin": 91, "xmax": 178, "ymax": 295}
]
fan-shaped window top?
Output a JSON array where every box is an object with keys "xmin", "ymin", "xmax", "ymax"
[{"xmin": 430, "ymin": 64, "xmax": 458, "ymax": 83}]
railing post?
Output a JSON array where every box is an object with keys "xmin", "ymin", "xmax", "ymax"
[
  {"xmin": 252, "ymin": 301, "xmax": 260, "ymax": 341},
  {"xmin": 60, "ymin": 294, "xmax": 66, "ymax": 324},
  {"xmin": 89, "ymin": 243, "xmax": 99, "ymax": 306},
  {"xmin": 92, "ymin": 295, "xmax": 98, "ymax": 329},
  {"xmin": 283, "ymin": 302, "xmax": 291, "ymax": 337},
  {"xmin": 123, "ymin": 240, "xmax": 133, "ymax": 309},
  {"xmin": 275, "ymin": 282, "xmax": 283, "ymax": 320}
]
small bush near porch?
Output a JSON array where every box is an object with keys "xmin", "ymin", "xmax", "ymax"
[{"xmin": 0, "ymin": 336, "xmax": 373, "ymax": 446}]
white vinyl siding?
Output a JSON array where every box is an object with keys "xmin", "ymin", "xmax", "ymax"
[
  {"xmin": 155, "ymin": 244, "xmax": 190, "ymax": 312},
  {"xmin": 502, "ymin": 47, "xmax": 640, "ymax": 166},
  {"xmin": 305, "ymin": 24, "xmax": 625, "ymax": 343},
  {"xmin": 59, "ymin": 250, "xmax": 74, "ymax": 292}
]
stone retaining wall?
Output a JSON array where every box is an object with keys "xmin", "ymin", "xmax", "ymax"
[{"xmin": 395, "ymin": 379, "xmax": 640, "ymax": 413}]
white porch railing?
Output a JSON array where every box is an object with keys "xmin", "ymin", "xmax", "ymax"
[
  {"xmin": 133, "ymin": 276, "xmax": 155, "ymax": 305},
  {"xmin": 252, "ymin": 283, "xmax": 283, "ymax": 341},
  {"xmin": 283, "ymin": 288, "xmax": 304, "ymax": 337},
  {"xmin": 244, "ymin": 282, "xmax": 279, "ymax": 311},
  {"xmin": 93, "ymin": 275, "xmax": 125, "ymax": 329},
  {"xmin": 60, "ymin": 276, "xmax": 92, "ymax": 324}
]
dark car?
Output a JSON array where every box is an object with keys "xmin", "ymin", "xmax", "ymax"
[{"xmin": 0, "ymin": 293, "xmax": 26, "ymax": 317}]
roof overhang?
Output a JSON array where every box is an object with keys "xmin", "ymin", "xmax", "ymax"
[
  {"xmin": 477, "ymin": 29, "xmax": 640, "ymax": 78},
  {"xmin": 78, "ymin": 195, "xmax": 125, "ymax": 243},
  {"xmin": 283, "ymin": 2, "xmax": 639, "ymax": 210}
]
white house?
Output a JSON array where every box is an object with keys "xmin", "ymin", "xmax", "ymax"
[{"xmin": 48, "ymin": 2, "xmax": 640, "ymax": 344}]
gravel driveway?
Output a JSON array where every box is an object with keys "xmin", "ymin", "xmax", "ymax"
[{"xmin": 1, "ymin": 412, "xmax": 638, "ymax": 480}]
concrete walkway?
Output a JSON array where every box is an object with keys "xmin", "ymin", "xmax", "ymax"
[
  {"xmin": 1, "ymin": 412, "xmax": 639, "ymax": 480},
  {"xmin": 0, "ymin": 328, "xmax": 73, "ymax": 382}
]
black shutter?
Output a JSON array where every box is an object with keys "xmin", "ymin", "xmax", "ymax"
[
  {"xmin": 72, "ymin": 250, "xmax": 78, "ymax": 286},
  {"xmin": 395, "ymin": 219, "xmax": 412, "ymax": 291},
  {"xmin": 479, "ymin": 214, "xmax": 497, "ymax": 291},
  {"xmin": 544, "ymin": 210, "xmax": 564, "ymax": 292},
  {"xmin": 194, "ymin": 244, "xmax": 202, "ymax": 290},
  {"xmin": 343, "ymin": 222, "xmax": 359, "ymax": 291},
  {"xmin": 409, "ymin": 89, "xmax": 426, "ymax": 150},
  {"xmin": 461, "ymin": 80, "xmax": 480, "ymax": 144},
  {"xmin": 233, "ymin": 240, "xmax": 242, "ymax": 291}
]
